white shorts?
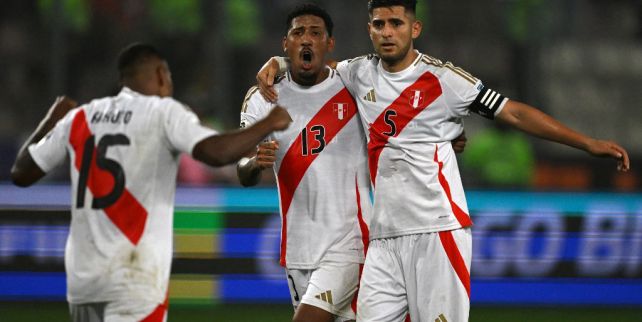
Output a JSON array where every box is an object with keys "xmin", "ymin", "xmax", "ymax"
[
  {"xmin": 69, "ymin": 297, "xmax": 168, "ymax": 322},
  {"xmin": 286, "ymin": 261, "xmax": 361, "ymax": 321},
  {"xmin": 357, "ymin": 228, "xmax": 472, "ymax": 322}
]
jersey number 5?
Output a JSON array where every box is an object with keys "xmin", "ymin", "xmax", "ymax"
[
  {"xmin": 301, "ymin": 125, "xmax": 326, "ymax": 156},
  {"xmin": 76, "ymin": 134, "xmax": 130, "ymax": 209},
  {"xmin": 383, "ymin": 109, "xmax": 397, "ymax": 136}
]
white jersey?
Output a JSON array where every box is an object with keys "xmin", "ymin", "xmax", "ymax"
[
  {"xmin": 28, "ymin": 87, "xmax": 217, "ymax": 304},
  {"xmin": 337, "ymin": 53, "xmax": 507, "ymax": 239},
  {"xmin": 241, "ymin": 68, "xmax": 371, "ymax": 269}
]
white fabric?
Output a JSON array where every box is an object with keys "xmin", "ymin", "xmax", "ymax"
[
  {"xmin": 336, "ymin": 53, "xmax": 504, "ymax": 240},
  {"xmin": 28, "ymin": 87, "xmax": 217, "ymax": 304},
  {"xmin": 241, "ymin": 68, "xmax": 371, "ymax": 269},
  {"xmin": 286, "ymin": 262, "xmax": 360, "ymax": 321},
  {"xmin": 356, "ymin": 228, "xmax": 472, "ymax": 322}
]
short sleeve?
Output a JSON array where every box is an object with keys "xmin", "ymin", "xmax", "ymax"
[
  {"xmin": 28, "ymin": 110, "xmax": 76, "ymax": 173},
  {"xmin": 240, "ymin": 86, "xmax": 271, "ymax": 129},
  {"xmin": 441, "ymin": 65, "xmax": 508, "ymax": 119},
  {"xmin": 162, "ymin": 98, "xmax": 218, "ymax": 155}
]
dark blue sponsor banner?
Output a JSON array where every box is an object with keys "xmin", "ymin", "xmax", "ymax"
[{"xmin": 0, "ymin": 184, "xmax": 640, "ymax": 304}]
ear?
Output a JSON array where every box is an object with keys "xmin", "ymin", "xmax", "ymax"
[
  {"xmin": 411, "ymin": 20, "xmax": 423, "ymax": 39},
  {"xmin": 282, "ymin": 36, "xmax": 287, "ymax": 53},
  {"xmin": 156, "ymin": 65, "xmax": 166, "ymax": 87},
  {"xmin": 327, "ymin": 36, "xmax": 336, "ymax": 53}
]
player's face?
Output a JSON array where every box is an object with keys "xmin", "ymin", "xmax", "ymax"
[
  {"xmin": 283, "ymin": 15, "xmax": 335, "ymax": 86},
  {"xmin": 368, "ymin": 6, "xmax": 422, "ymax": 70}
]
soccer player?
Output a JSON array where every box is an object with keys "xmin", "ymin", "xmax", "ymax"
[
  {"xmin": 10, "ymin": 43, "xmax": 291, "ymax": 322},
  {"xmin": 257, "ymin": 1, "xmax": 630, "ymax": 321},
  {"xmin": 237, "ymin": 4, "xmax": 371, "ymax": 322}
]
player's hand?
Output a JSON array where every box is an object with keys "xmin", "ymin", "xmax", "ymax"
[
  {"xmin": 45, "ymin": 96, "xmax": 77, "ymax": 123},
  {"xmin": 585, "ymin": 139, "xmax": 630, "ymax": 172},
  {"xmin": 256, "ymin": 57, "xmax": 281, "ymax": 103},
  {"xmin": 266, "ymin": 106, "xmax": 292, "ymax": 131},
  {"xmin": 255, "ymin": 141, "xmax": 279, "ymax": 170},
  {"xmin": 452, "ymin": 131, "xmax": 467, "ymax": 153}
]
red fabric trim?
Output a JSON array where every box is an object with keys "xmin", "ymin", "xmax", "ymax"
[
  {"xmin": 433, "ymin": 146, "xmax": 472, "ymax": 227},
  {"xmin": 438, "ymin": 230, "xmax": 471, "ymax": 298},
  {"xmin": 139, "ymin": 292, "xmax": 169, "ymax": 322},
  {"xmin": 355, "ymin": 176, "xmax": 370, "ymax": 256}
]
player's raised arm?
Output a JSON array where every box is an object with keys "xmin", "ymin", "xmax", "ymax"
[
  {"xmin": 496, "ymin": 99, "xmax": 630, "ymax": 171},
  {"xmin": 192, "ymin": 106, "xmax": 291, "ymax": 167},
  {"xmin": 11, "ymin": 96, "xmax": 78, "ymax": 187}
]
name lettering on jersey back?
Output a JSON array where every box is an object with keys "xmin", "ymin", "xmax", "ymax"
[{"xmin": 91, "ymin": 110, "xmax": 133, "ymax": 125}]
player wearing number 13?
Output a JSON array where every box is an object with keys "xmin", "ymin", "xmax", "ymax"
[
  {"xmin": 10, "ymin": 43, "xmax": 291, "ymax": 322},
  {"xmin": 238, "ymin": 4, "xmax": 371, "ymax": 322}
]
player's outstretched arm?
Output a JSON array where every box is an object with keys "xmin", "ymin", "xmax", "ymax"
[
  {"xmin": 11, "ymin": 96, "xmax": 78, "ymax": 187},
  {"xmin": 236, "ymin": 140, "xmax": 279, "ymax": 187},
  {"xmin": 496, "ymin": 100, "xmax": 630, "ymax": 171},
  {"xmin": 193, "ymin": 106, "xmax": 291, "ymax": 167}
]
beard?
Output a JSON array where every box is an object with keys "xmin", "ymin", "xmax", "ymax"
[{"xmin": 377, "ymin": 41, "xmax": 412, "ymax": 67}]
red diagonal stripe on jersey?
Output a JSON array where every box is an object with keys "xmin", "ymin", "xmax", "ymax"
[
  {"xmin": 276, "ymin": 87, "xmax": 357, "ymax": 266},
  {"xmin": 434, "ymin": 146, "xmax": 472, "ymax": 227},
  {"xmin": 367, "ymin": 72, "xmax": 442, "ymax": 185},
  {"xmin": 70, "ymin": 110, "xmax": 148, "ymax": 245},
  {"xmin": 439, "ymin": 230, "xmax": 471, "ymax": 298}
]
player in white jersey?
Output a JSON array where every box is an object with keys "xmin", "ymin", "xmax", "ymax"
[
  {"xmin": 257, "ymin": 1, "xmax": 630, "ymax": 321},
  {"xmin": 10, "ymin": 43, "xmax": 291, "ymax": 322},
  {"xmin": 237, "ymin": 5, "xmax": 371, "ymax": 322}
]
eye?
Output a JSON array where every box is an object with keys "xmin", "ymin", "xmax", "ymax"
[{"xmin": 372, "ymin": 21, "xmax": 384, "ymax": 29}]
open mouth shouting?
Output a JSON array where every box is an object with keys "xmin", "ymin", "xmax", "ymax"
[{"xmin": 300, "ymin": 48, "xmax": 313, "ymax": 70}]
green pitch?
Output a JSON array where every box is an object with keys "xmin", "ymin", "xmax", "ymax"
[{"xmin": 1, "ymin": 302, "xmax": 641, "ymax": 321}]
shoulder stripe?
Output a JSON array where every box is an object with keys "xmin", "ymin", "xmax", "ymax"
[
  {"xmin": 241, "ymin": 86, "xmax": 259, "ymax": 113},
  {"xmin": 420, "ymin": 55, "xmax": 478, "ymax": 84}
]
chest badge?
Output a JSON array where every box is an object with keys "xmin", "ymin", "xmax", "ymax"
[
  {"xmin": 333, "ymin": 103, "xmax": 348, "ymax": 120},
  {"xmin": 409, "ymin": 90, "xmax": 425, "ymax": 109}
]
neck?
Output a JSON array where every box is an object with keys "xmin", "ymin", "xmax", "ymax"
[
  {"xmin": 381, "ymin": 48, "xmax": 419, "ymax": 73},
  {"xmin": 291, "ymin": 67, "xmax": 330, "ymax": 87}
]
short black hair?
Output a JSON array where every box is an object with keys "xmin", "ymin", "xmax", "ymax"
[
  {"xmin": 368, "ymin": 0, "xmax": 417, "ymax": 15},
  {"xmin": 286, "ymin": 3, "xmax": 334, "ymax": 37},
  {"xmin": 117, "ymin": 43, "xmax": 165, "ymax": 81}
]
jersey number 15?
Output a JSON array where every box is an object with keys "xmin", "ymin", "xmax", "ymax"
[{"xmin": 76, "ymin": 134, "xmax": 130, "ymax": 209}]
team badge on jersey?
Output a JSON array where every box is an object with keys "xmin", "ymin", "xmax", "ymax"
[
  {"xmin": 409, "ymin": 90, "xmax": 425, "ymax": 109},
  {"xmin": 333, "ymin": 103, "xmax": 349, "ymax": 120}
]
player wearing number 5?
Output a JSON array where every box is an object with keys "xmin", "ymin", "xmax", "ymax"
[{"xmin": 10, "ymin": 43, "xmax": 291, "ymax": 322}]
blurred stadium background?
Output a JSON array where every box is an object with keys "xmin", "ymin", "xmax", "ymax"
[{"xmin": 0, "ymin": 0, "xmax": 641, "ymax": 321}]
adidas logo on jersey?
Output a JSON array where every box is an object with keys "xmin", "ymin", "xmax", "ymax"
[
  {"xmin": 364, "ymin": 89, "xmax": 377, "ymax": 102},
  {"xmin": 314, "ymin": 290, "xmax": 333, "ymax": 304},
  {"xmin": 434, "ymin": 313, "xmax": 448, "ymax": 322}
]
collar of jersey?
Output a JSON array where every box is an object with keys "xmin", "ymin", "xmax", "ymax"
[
  {"xmin": 377, "ymin": 50, "xmax": 423, "ymax": 80},
  {"xmin": 119, "ymin": 86, "xmax": 142, "ymax": 98},
  {"xmin": 285, "ymin": 66, "xmax": 335, "ymax": 92}
]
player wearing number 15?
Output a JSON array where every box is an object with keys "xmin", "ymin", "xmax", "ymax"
[{"xmin": 10, "ymin": 43, "xmax": 291, "ymax": 322}]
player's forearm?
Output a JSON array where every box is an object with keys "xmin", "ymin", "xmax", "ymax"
[
  {"xmin": 193, "ymin": 121, "xmax": 274, "ymax": 167},
  {"xmin": 11, "ymin": 118, "xmax": 55, "ymax": 186},
  {"xmin": 236, "ymin": 157, "xmax": 262, "ymax": 187},
  {"xmin": 497, "ymin": 100, "xmax": 592, "ymax": 152}
]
